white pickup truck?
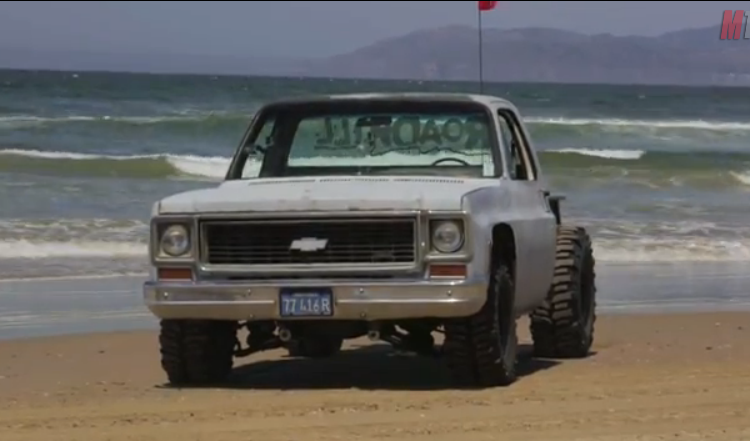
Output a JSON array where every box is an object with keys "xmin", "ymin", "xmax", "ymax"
[{"xmin": 144, "ymin": 93, "xmax": 597, "ymax": 388}]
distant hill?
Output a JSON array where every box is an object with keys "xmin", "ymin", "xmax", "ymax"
[
  {"xmin": 1, "ymin": 25, "xmax": 748, "ymax": 86},
  {"xmin": 0, "ymin": 48, "xmax": 303, "ymax": 76},
  {"xmin": 300, "ymin": 25, "xmax": 750, "ymax": 86}
]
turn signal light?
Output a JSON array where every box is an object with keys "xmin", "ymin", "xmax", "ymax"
[
  {"xmin": 429, "ymin": 264, "xmax": 467, "ymax": 278},
  {"xmin": 157, "ymin": 268, "xmax": 193, "ymax": 281}
]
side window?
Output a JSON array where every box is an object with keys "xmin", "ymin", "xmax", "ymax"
[
  {"xmin": 241, "ymin": 118, "xmax": 276, "ymax": 178},
  {"xmin": 496, "ymin": 117, "xmax": 520, "ymax": 179},
  {"xmin": 497, "ymin": 110, "xmax": 537, "ymax": 181}
]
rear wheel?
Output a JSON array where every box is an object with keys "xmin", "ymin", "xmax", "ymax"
[
  {"xmin": 530, "ymin": 226, "xmax": 597, "ymax": 358},
  {"xmin": 443, "ymin": 260, "xmax": 518, "ymax": 387},
  {"xmin": 159, "ymin": 319, "xmax": 237, "ymax": 386}
]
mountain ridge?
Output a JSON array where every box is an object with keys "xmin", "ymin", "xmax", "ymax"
[
  {"xmin": 0, "ymin": 25, "xmax": 747, "ymax": 86},
  {"xmin": 300, "ymin": 25, "xmax": 750, "ymax": 86}
]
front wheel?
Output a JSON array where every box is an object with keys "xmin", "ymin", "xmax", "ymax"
[
  {"xmin": 443, "ymin": 259, "xmax": 518, "ymax": 387},
  {"xmin": 159, "ymin": 319, "xmax": 237, "ymax": 386},
  {"xmin": 530, "ymin": 225, "xmax": 597, "ymax": 358}
]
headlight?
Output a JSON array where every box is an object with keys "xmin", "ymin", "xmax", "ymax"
[
  {"xmin": 431, "ymin": 220, "xmax": 464, "ymax": 253},
  {"xmin": 160, "ymin": 225, "xmax": 190, "ymax": 257}
]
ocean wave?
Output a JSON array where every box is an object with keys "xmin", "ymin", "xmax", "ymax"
[
  {"xmin": 2, "ymin": 216, "xmax": 750, "ymax": 264},
  {"xmin": 547, "ymin": 148, "xmax": 645, "ymax": 160},
  {"xmin": 594, "ymin": 237, "xmax": 750, "ymax": 262},
  {"xmin": 2, "ymin": 147, "xmax": 750, "ymax": 189},
  {"xmin": 537, "ymin": 148, "xmax": 750, "ymax": 189},
  {"xmin": 0, "ymin": 218, "xmax": 148, "ymax": 243},
  {"xmin": 0, "ymin": 239, "xmax": 145, "ymax": 259},
  {"xmin": 730, "ymin": 171, "xmax": 750, "ymax": 186},
  {"xmin": 0, "ymin": 219, "xmax": 148, "ymax": 262},
  {"xmin": 0, "ymin": 272, "xmax": 148, "ymax": 283},
  {"xmin": 0, "ymin": 112, "xmax": 248, "ymax": 129},
  {"xmin": 2, "ymin": 112, "xmax": 750, "ymax": 133},
  {"xmin": 2, "ymin": 236, "xmax": 749, "ymax": 263},
  {"xmin": 524, "ymin": 117, "xmax": 750, "ymax": 131},
  {"xmin": 0, "ymin": 148, "xmax": 231, "ymax": 179}
]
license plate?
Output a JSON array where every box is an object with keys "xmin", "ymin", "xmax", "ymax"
[{"xmin": 279, "ymin": 288, "xmax": 334, "ymax": 317}]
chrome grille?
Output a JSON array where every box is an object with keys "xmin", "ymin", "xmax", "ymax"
[{"xmin": 200, "ymin": 217, "xmax": 417, "ymax": 266}]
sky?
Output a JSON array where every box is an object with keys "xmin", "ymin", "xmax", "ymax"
[{"xmin": 0, "ymin": 1, "xmax": 746, "ymax": 59}]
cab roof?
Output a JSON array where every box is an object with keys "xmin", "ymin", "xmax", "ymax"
[{"xmin": 261, "ymin": 92, "xmax": 517, "ymax": 111}]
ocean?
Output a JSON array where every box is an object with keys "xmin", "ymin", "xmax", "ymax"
[{"xmin": 1, "ymin": 69, "xmax": 750, "ymax": 280}]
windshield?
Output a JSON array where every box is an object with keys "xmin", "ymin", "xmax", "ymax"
[{"xmin": 233, "ymin": 104, "xmax": 501, "ymax": 179}]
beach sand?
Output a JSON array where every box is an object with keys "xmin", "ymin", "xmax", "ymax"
[{"xmin": 1, "ymin": 312, "xmax": 749, "ymax": 441}]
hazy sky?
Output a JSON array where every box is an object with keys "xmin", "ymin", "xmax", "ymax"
[{"xmin": 0, "ymin": 1, "xmax": 745, "ymax": 58}]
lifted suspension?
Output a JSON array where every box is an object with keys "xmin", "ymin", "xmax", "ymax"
[
  {"xmin": 233, "ymin": 321, "xmax": 283, "ymax": 357},
  {"xmin": 372, "ymin": 322, "xmax": 440, "ymax": 357}
]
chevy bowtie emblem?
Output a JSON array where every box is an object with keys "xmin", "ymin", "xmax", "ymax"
[{"xmin": 289, "ymin": 237, "xmax": 329, "ymax": 252}]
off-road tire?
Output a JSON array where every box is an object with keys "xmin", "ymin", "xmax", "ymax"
[
  {"xmin": 530, "ymin": 225, "xmax": 597, "ymax": 358},
  {"xmin": 443, "ymin": 261, "xmax": 518, "ymax": 388},
  {"xmin": 159, "ymin": 319, "xmax": 237, "ymax": 386},
  {"xmin": 287, "ymin": 336, "xmax": 343, "ymax": 358}
]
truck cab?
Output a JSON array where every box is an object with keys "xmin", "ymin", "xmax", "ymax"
[{"xmin": 144, "ymin": 93, "xmax": 596, "ymax": 389}]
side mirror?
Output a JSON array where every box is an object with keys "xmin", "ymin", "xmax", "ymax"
[{"xmin": 244, "ymin": 144, "xmax": 267, "ymax": 156}]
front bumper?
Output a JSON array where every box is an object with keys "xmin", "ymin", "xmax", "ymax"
[{"xmin": 143, "ymin": 277, "xmax": 488, "ymax": 321}]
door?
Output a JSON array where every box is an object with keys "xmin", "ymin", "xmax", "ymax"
[{"xmin": 496, "ymin": 109, "xmax": 557, "ymax": 313}]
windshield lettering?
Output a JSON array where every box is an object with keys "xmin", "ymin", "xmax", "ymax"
[
  {"xmin": 314, "ymin": 117, "xmax": 489, "ymax": 154},
  {"xmin": 238, "ymin": 108, "xmax": 499, "ymax": 179}
]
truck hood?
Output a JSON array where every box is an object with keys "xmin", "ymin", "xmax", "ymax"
[{"xmin": 157, "ymin": 176, "xmax": 496, "ymax": 214}]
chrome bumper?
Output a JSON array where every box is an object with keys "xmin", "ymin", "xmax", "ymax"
[{"xmin": 143, "ymin": 277, "xmax": 488, "ymax": 321}]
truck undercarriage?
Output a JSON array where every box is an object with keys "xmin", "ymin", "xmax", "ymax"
[{"xmin": 235, "ymin": 319, "xmax": 442, "ymax": 358}]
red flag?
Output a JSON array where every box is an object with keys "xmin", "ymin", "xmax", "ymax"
[{"xmin": 478, "ymin": 1, "xmax": 497, "ymax": 11}]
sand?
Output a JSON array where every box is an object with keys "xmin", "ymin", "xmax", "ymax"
[{"xmin": 1, "ymin": 312, "xmax": 749, "ymax": 441}]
